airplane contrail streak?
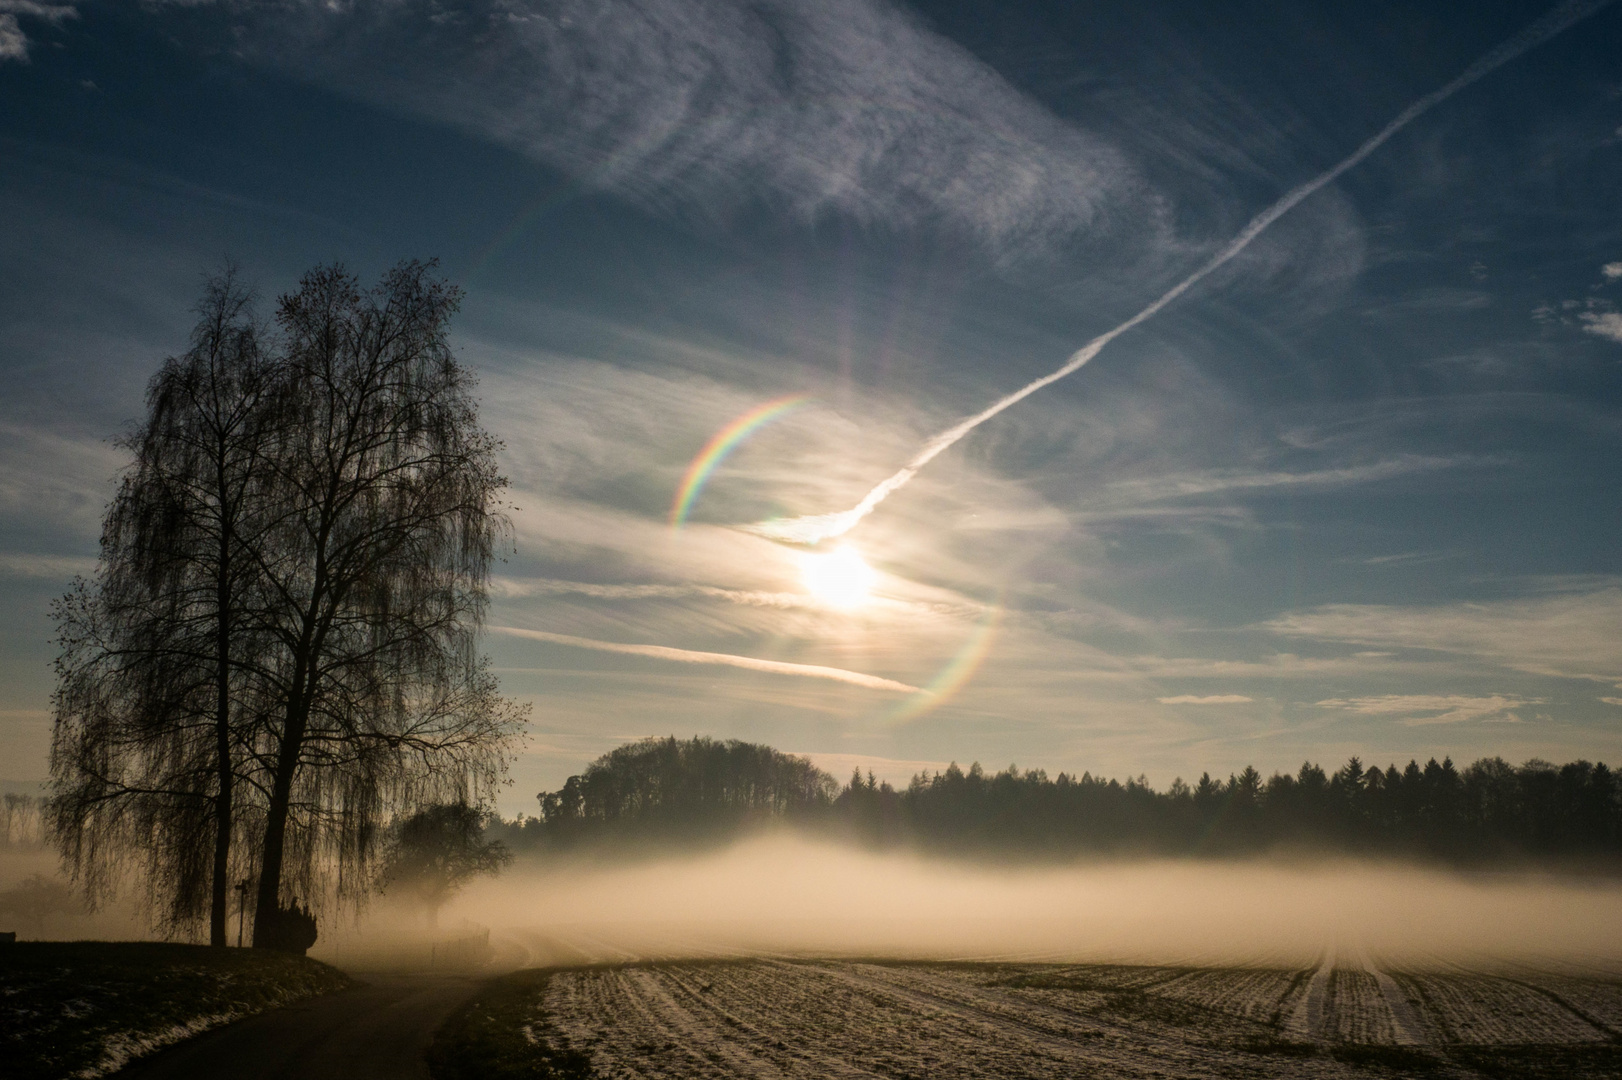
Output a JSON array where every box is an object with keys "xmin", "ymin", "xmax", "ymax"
[
  {"xmin": 748, "ymin": 0, "xmax": 1614, "ymax": 546},
  {"xmin": 491, "ymin": 625, "xmax": 922, "ymax": 692}
]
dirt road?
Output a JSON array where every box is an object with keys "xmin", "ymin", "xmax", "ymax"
[{"xmin": 116, "ymin": 974, "xmax": 477, "ymax": 1080}]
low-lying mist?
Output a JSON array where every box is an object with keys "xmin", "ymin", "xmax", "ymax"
[
  {"xmin": 11, "ymin": 834, "xmax": 1620, "ymax": 974},
  {"xmin": 390, "ymin": 834, "xmax": 1622, "ymax": 972}
]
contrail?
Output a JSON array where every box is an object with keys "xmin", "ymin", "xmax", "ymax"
[
  {"xmin": 748, "ymin": 0, "xmax": 1614, "ymax": 545},
  {"xmin": 491, "ymin": 625, "xmax": 921, "ymax": 692}
]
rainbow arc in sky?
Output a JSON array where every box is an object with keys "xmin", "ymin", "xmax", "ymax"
[
  {"xmin": 887, "ymin": 598, "xmax": 1003, "ymax": 725},
  {"xmin": 670, "ymin": 395, "xmax": 811, "ymax": 531}
]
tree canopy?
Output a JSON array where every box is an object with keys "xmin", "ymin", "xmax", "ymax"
[
  {"xmin": 517, "ymin": 736, "xmax": 837, "ymax": 849},
  {"xmin": 381, "ymin": 801, "xmax": 512, "ymax": 927}
]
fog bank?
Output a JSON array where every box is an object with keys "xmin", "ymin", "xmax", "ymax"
[{"xmin": 442, "ymin": 836, "xmax": 1622, "ymax": 971}]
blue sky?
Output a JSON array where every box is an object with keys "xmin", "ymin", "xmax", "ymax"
[{"xmin": 2, "ymin": 0, "xmax": 1620, "ymax": 813}]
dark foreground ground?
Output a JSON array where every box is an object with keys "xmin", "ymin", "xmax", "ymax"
[
  {"xmin": 11, "ymin": 944, "xmax": 1622, "ymax": 1078},
  {"xmin": 0, "ymin": 942, "xmax": 351, "ymax": 1080},
  {"xmin": 437, "ymin": 957, "xmax": 1622, "ymax": 1080},
  {"xmin": 119, "ymin": 973, "xmax": 478, "ymax": 1080}
]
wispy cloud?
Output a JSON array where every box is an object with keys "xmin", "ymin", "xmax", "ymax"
[
  {"xmin": 793, "ymin": 750, "xmax": 951, "ymax": 786},
  {"xmin": 493, "ymin": 576, "xmax": 986, "ymax": 625},
  {"xmin": 1357, "ymin": 550, "xmax": 1459, "ymax": 567},
  {"xmin": 0, "ymin": 0, "xmax": 75, "ymax": 62},
  {"xmin": 1267, "ymin": 586, "xmax": 1622, "ymax": 681},
  {"xmin": 1580, "ymin": 311, "xmax": 1622, "ymax": 343},
  {"xmin": 0, "ymin": 15, "xmax": 21, "ymax": 60},
  {"xmin": 1157, "ymin": 694, "xmax": 1253, "ymax": 705},
  {"xmin": 220, "ymin": 0, "xmax": 1151, "ymax": 261},
  {"xmin": 1315, "ymin": 694, "xmax": 1538, "ymax": 726},
  {"xmin": 491, "ymin": 625, "xmax": 920, "ymax": 693},
  {"xmin": 0, "ymin": 551, "xmax": 96, "ymax": 580},
  {"xmin": 1602, "ymin": 262, "xmax": 1622, "ymax": 280},
  {"xmin": 493, "ymin": 577, "xmax": 816, "ymax": 610},
  {"xmin": 1105, "ymin": 455, "xmax": 1470, "ymax": 503},
  {"xmin": 0, "ymin": 422, "xmax": 125, "ymax": 540}
]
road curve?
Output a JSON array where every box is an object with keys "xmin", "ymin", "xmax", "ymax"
[{"xmin": 116, "ymin": 974, "xmax": 479, "ymax": 1080}]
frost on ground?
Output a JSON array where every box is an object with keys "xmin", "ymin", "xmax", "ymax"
[
  {"xmin": 87, "ymin": 1011, "xmax": 240, "ymax": 1078},
  {"xmin": 2, "ymin": 942, "xmax": 350, "ymax": 1080},
  {"xmin": 471, "ymin": 958, "xmax": 1622, "ymax": 1079}
]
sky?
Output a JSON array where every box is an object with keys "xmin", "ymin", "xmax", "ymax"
[{"xmin": 1, "ymin": 0, "xmax": 1620, "ymax": 816}]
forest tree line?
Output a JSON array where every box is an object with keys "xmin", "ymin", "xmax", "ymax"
[{"xmin": 499, "ymin": 736, "xmax": 1622, "ymax": 866}]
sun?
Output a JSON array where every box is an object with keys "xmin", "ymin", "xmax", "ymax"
[{"xmin": 801, "ymin": 545, "xmax": 877, "ymax": 610}]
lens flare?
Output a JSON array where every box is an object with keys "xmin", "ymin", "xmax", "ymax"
[
  {"xmin": 670, "ymin": 395, "xmax": 810, "ymax": 531},
  {"xmin": 801, "ymin": 546, "xmax": 877, "ymax": 610}
]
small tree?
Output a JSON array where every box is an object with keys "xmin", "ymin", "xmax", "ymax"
[
  {"xmin": 2, "ymin": 794, "xmax": 44, "ymax": 848},
  {"xmin": 0, "ymin": 874, "xmax": 81, "ymax": 935},
  {"xmin": 381, "ymin": 802, "xmax": 511, "ymax": 928}
]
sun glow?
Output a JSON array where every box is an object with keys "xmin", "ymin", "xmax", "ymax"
[{"xmin": 801, "ymin": 546, "xmax": 877, "ymax": 610}]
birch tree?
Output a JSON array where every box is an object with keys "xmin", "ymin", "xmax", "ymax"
[
  {"xmin": 50, "ymin": 268, "xmax": 273, "ymax": 942},
  {"xmin": 49, "ymin": 260, "xmax": 524, "ymax": 949},
  {"xmin": 243, "ymin": 261, "xmax": 522, "ymax": 948}
]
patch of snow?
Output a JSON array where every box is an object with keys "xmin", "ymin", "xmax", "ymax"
[{"xmin": 77, "ymin": 1011, "xmax": 241, "ymax": 1079}]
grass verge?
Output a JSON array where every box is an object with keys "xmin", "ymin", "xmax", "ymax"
[
  {"xmin": 0, "ymin": 941, "xmax": 350, "ymax": 1080},
  {"xmin": 426, "ymin": 968, "xmax": 593, "ymax": 1080}
]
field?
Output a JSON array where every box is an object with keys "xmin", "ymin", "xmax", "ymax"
[{"xmin": 438, "ymin": 951, "xmax": 1622, "ymax": 1080}]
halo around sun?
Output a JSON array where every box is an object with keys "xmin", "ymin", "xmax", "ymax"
[{"xmin": 801, "ymin": 546, "xmax": 877, "ymax": 610}]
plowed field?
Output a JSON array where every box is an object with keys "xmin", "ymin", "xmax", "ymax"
[{"xmin": 445, "ymin": 957, "xmax": 1622, "ymax": 1079}]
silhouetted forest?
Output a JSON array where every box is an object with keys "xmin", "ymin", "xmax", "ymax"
[
  {"xmin": 500, "ymin": 736, "xmax": 835, "ymax": 848},
  {"xmin": 495, "ymin": 736, "xmax": 1622, "ymax": 867}
]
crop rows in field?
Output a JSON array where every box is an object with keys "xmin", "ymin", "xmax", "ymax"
[
  {"xmin": 1149, "ymin": 967, "xmax": 1307, "ymax": 1023},
  {"xmin": 1510, "ymin": 974, "xmax": 1622, "ymax": 1033},
  {"xmin": 1325, "ymin": 971, "xmax": 1398, "ymax": 1045},
  {"xmin": 1392, "ymin": 972, "xmax": 1609, "ymax": 1045},
  {"xmin": 530, "ymin": 957, "xmax": 1622, "ymax": 1079},
  {"xmin": 544, "ymin": 961, "xmax": 1367, "ymax": 1079}
]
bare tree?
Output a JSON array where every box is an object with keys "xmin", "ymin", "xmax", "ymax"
[
  {"xmin": 243, "ymin": 261, "xmax": 523, "ymax": 948},
  {"xmin": 121, "ymin": 267, "xmax": 275, "ymax": 945},
  {"xmin": 48, "ymin": 259, "xmax": 524, "ymax": 950},
  {"xmin": 2, "ymin": 794, "xmax": 44, "ymax": 848},
  {"xmin": 49, "ymin": 269, "xmax": 274, "ymax": 942}
]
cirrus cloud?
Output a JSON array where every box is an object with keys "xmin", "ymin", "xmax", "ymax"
[
  {"xmin": 1315, "ymin": 694, "xmax": 1539, "ymax": 726},
  {"xmin": 1266, "ymin": 586, "xmax": 1622, "ymax": 681},
  {"xmin": 1157, "ymin": 694, "xmax": 1254, "ymax": 705},
  {"xmin": 0, "ymin": 0, "xmax": 76, "ymax": 62},
  {"xmin": 210, "ymin": 0, "xmax": 1151, "ymax": 263},
  {"xmin": 492, "ymin": 624, "xmax": 921, "ymax": 693}
]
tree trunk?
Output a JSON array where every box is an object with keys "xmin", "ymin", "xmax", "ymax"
[
  {"xmin": 209, "ymin": 530, "xmax": 232, "ymax": 947},
  {"xmin": 210, "ymin": 711, "xmax": 231, "ymax": 946},
  {"xmin": 252, "ymin": 691, "xmax": 307, "ymax": 947}
]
